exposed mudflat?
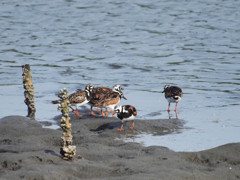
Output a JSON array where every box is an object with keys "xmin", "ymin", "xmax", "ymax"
[{"xmin": 0, "ymin": 115, "xmax": 239, "ymax": 180}]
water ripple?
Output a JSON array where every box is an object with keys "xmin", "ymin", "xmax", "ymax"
[{"xmin": 0, "ymin": 0, "xmax": 240, "ymax": 151}]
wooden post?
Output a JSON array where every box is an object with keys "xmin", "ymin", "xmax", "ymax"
[
  {"xmin": 57, "ymin": 88, "xmax": 76, "ymax": 160},
  {"xmin": 22, "ymin": 64, "xmax": 36, "ymax": 119}
]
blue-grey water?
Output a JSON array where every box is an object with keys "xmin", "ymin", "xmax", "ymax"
[{"xmin": 0, "ymin": 0, "xmax": 240, "ymax": 152}]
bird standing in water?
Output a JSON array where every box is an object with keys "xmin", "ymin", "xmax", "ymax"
[{"xmin": 162, "ymin": 85, "xmax": 183, "ymax": 112}]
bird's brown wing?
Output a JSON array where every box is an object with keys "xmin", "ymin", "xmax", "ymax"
[
  {"xmin": 90, "ymin": 87, "xmax": 113, "ymax": 106},
  {"xmin": 69, "ymin": 91, "xmax": 86, "ymax": 104},
  {"xmin": 102, "ymin": 92, "xmax": 120, "ymax": 106},
  {"xmin": 165, "ymin": 86, "xmax": 183, "ymax": 98}
]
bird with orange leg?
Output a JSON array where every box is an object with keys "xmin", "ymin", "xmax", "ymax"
[
  {"xmin": 162, "ymin": 85, "xmax": 183, "ymax": 112},
  {"xmin": 114, "ymin": 105, "xmax": 137, "ymax": 131},
  {"xmin": 52, "ymin": 83, "xmax": 94, "ymax": 117},
  {"xmin": 89, "ymin": 84, "xmax": 126, "ymax": 117}
]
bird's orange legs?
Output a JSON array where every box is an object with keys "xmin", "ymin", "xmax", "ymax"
[
  {"xmin": 101, "ymin": 109, "xmax": 105, "ymax": 117},
  {"xmin": 109, "ymin": 110, "xmax": 114, "ymax": 116},
  {"xmin": 168, "ymin": 103, "xmax": 178, "ymax": 112},
  {"xmin": 105, "ymin": 110, "xmax": 114, "ymax": 117},
  {"xmin": 168, "ymin": 110, "xmax": 178, "ymax": 119},
  {"xmin": 174, "ymin": 103, "xmax": 178, "ymax": 112},
  {"xmin": 75, "ymin": 108, "xmax": 82, "ymax": 117},
  {"xmin": 167, "ymin": 103, "xmax": 170, "ymax": 112},
  {"xmin": 91, "ymin": 106, "xmax": 96, "ymax": 116},
  {"xmin": 91, "ymin": 107, "xmax": 110, "ymax": 117},
  {"xmin": 129, "ymin": 120, "xmax": 135, "ymax": 130},
  {"xmin": 70, "ymin": 107, "xmax": 82, "ymax": 117},
  {"xmin": 118, "ymin": 121, "xmax": 135, "ymax": 131},
  {"xmin": 117, "ymin": 123, "xmax": 124, "ymax": 131}
]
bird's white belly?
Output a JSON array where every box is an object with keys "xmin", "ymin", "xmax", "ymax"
[
  {"xmin": 106, "ymin": 104, "xmax": 116, "ymax": 110},
  {"xmin": 123, "ymin": 114, "xmax": 135, "ymax": 121},
  {"xmin": 106, "ymin": 99, "xmax": 120, "ymax": 110},
  {"xmin": 167, "ymin": 97, "xmax": 181, "ymax": 103},
  {"xmin": 74, "ymin": 99, "xmax": 88, "ymax": 108}
]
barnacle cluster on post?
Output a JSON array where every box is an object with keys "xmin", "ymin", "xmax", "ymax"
[
  {"xmin": 22, "ymin": 64, "xmax": 36, "ymax": 119},
  {"xmin": 57, "ymin": 88, "xmax": 76, "ymax": 160}
]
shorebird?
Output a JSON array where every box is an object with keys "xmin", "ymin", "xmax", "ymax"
[
  {"xmin": 162, "ymin": 85, "xmax": 183, "ymax": 112},
  {"xmin": 114, "ymin": 105, "xmax": 137, "ymax": 131},
  {"xmin": 89, "ymin": 85, "xmax": 127, "ymax": 117},
  {"xmin": 52, "ymin": 83, "xmax": 94, "ymax": 117}
]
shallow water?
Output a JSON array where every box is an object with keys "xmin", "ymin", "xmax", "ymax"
[{"xmin": 0, "ymin": 0, "xmax": 240, "ymax": 151}]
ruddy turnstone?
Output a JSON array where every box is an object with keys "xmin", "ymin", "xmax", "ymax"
[
  {"xmin": 52, "ymin": 83, "xmax": 94, "ymax": 117},
  {"xmin": 102, "ymin": 90, "xmax": 127, "ymax": 116},
  {"xmin": 114, "ymin": 105, "xmax": 137, "ymax": 131},
  {"xmin": 162, "ymin": 85, "xmax": 183, "ymax": 112},
  {"xmin": 89, "ymin": 84, "xmax": 127, "ymax": 117}
]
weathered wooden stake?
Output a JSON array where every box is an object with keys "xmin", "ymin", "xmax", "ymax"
[
  {"xmin": 22, "ymin": 64, "xmax": 36, "ymax": 119},
  {"xmin": 57, "ymin": 88, "xmax": 76, "ymax": 160}
]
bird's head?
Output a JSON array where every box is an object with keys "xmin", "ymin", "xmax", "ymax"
[
  {"xmin": 162, "ymin": 85, "xmax": 171, "ymax": 93},
  {"xmin": 85, "ymin": 83, "xmax": 94, "ymax": 92},
  {"xmin": 114, "ymin": 105, "xmax": 122, "ymax": 114}
]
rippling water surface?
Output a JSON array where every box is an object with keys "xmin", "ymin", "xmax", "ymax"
[{"xmin": 1, "ymin": 0, "xmax": 240, "ymax": 151}]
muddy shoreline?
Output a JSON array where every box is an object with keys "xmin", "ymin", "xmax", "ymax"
[{"xmin": 0, "ymin": 115, "xmax": 239, "ymax": 180}]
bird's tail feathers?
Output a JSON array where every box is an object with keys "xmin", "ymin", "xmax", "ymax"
[
  {"xmin": 173, "ymin": 96, "xmax": 180, "ymax": 100},
  {"xmin": 52, "ymin": 100, "xmax": 60, "ymax": 104}
]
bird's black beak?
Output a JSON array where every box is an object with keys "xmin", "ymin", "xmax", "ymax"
[
  {"xmin": 122, "ymin": 95, "xmax": 127, "ymax": 100},
  {"xmin": 162, "ymin": 90, "xmax": 165, "ymax": 93}
]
